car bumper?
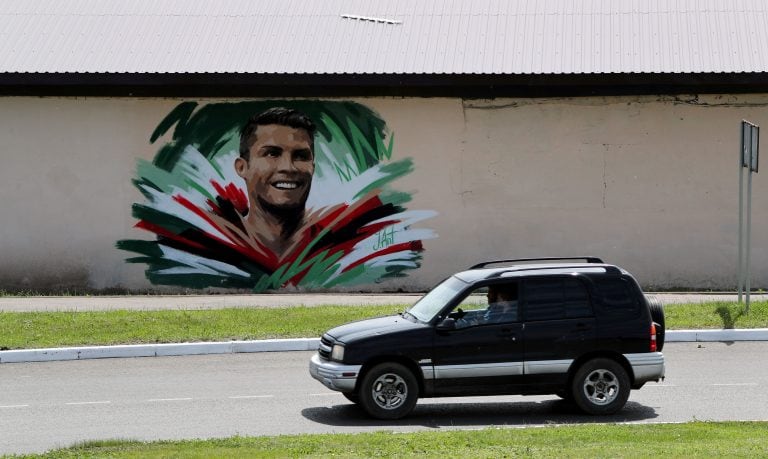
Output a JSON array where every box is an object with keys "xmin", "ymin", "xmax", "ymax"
[
  {"xmin": 309, "ymin": 353, "xmax": 362, "ymax": 392},
  {"xmin": 624, "ymin": 352, "xmax": 665, "ymax": 384}
]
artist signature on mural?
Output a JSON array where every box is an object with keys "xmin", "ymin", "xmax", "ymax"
[{"xmin": 373, "ymin": 227, "xmax": 398, "ymax": 251}]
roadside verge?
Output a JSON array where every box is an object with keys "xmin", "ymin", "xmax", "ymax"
[{"xmin": 2, "ymin": 329, "xmax": 768, "ymax": 364}]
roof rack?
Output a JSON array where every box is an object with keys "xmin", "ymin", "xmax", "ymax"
[{"xmin": 469, "ymin": 257, "xmax": 604, "ymax": 270}]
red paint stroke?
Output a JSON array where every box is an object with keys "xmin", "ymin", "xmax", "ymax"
[
  {"xmin": 211, "ymin": 180, "xmax": 248, "ymax": 214},
  {"xmin": 135, "ymin": 220, "xmax": 208, "ymax": 251},
  {"xmin": 206, "ymin": 199, "xmax": 222, "ymax": 215},
  {"xmin": 173, "ymin": 194, "xmax": 281, "ymax": 270},
  {"xmin": 333, "ymin": 196, "xmax": 384, "ymax": 231}
]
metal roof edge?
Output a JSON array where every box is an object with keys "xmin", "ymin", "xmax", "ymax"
[{"xmin": 2, "ymin": 72, "xmax": 768, "ymax": 98}]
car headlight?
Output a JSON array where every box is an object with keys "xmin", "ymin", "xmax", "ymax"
[{"xmin": 331, "ymin": 344, "xmax": 345, "ymax": 361}]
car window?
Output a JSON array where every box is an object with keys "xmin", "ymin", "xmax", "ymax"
[
  {"xmin": 407, "ymin": 276, "xmax": 467, "ymax": 322},
  {"xmin": 593, "ymin": 277, "xmax": 640, "ymax": 315},
  {"xmin": 563, "ymin": 277, "xmax": 592, "ymax": 318},
  {"xmin": 456, "ymin": 287, "xmax": 488, "ymax": 310},
  {"xmin": 524, "ymin": 277, "xmax": 592, "ymax": 321},
  {"xmin": 448, "ymin": 282, "xmax": 519, "ymax": 328},
  {"xmin": 525, "ymin": 278, "xmax": 565, "ymax": 321}
]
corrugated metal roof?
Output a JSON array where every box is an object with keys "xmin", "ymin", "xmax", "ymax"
[{"xmin": 2, "ymin": 0, "xmax": 768, "ymax": 74}]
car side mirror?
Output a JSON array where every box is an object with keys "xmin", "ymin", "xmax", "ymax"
[{"xmin": 436, "ymin": 317, "xmax": 457, "ymax": 331}]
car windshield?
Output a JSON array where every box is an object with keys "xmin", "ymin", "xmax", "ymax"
[{"xmin": 406, "ymin": 276, "xmax": 467, "ymax": 322}]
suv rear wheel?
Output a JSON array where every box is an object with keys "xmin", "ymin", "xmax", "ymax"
[
  {"xmin": 647, "ymin": 296, "xmax": 666, "ymax": 351},
  {"xmin": 571, "ymin": 358, "xmax": 630, "ymax": 415},
  {"xmin": 358, "ymin": 362, "xmax": 419, "ymax": 419}
]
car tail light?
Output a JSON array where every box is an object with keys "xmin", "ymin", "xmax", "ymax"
[{"xmin": 650, "ymin": 322, "xmax": 657, "ymax": 352}]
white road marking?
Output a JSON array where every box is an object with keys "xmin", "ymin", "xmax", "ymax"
[
  {"xmin": 712, "ymin": 383, "xmax": 759, "ymax": 386},
  {"xmin": 147, "ymin": 397, "xmax": 193, "ymax": 402},
  {"xmin": 0, "ymin": 404, "xmax": 29, "ymax": 408},
  {"xmin": 65, "ymin": 401, "xmax": 111, "ymax": 406},
  {"xmin": 228, "ymin": 395, "xmax": 274, "ymax": 399}
]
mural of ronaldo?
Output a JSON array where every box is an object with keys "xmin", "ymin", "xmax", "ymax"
[
  {"xmin": 118, "ymin": 101, "xmax": 433, "ymax": 291},
  {"xmin": 234, "ymin": 107, "xmax": 316, "ymax": 258}
]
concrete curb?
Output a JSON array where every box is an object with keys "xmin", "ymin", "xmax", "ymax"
[
  {"xmin": 2, "ymin": 329, "xmax": 768, "ymax": 364},
  {"xmin": 666, "ymin": 328, "xmax": 768, "ymax": 342},
  {"xmin": 0, "ymin": 338, "xmax": 321, "ymax": 364}
]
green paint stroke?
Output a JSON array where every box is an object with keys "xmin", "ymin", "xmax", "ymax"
[{"xmin": 150, "ymin": 101, "xmax": 390, "ymax": 173}]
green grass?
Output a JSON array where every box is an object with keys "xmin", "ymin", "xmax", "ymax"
[
  {"xmin": 10, "ymin": 422, "xmax": 768, "ymax": 458},
  {"xmin": 0, "ymin": 301, "xmax": 767, "ymax": 351},
  {"xmin": 0, "ymin": 305, "xmax": 406, "ymax": 350},
  {"xmin": 665, "ymin": 301, "xmax": 768, "ymax": 329}
]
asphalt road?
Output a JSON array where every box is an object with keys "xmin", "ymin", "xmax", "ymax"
[{"xmin": 2, "ymin": 342, "xmax": 768, "ymax": 455}]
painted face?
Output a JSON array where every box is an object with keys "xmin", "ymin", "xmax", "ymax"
[{"xmin": 235, "ymin": 124, "xmax": 314, "ymax": 213}]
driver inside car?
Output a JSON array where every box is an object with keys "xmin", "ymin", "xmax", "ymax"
[
  {"xmin": 454, "ymin": 284, "xmax": 518, "ymax": 327},
  {"xmin": 483, "ymin": 284, "xmax": 518, "ymax": 323}
]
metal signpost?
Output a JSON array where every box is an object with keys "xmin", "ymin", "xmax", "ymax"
[{"xmin": 738, "ymin": 120, "xmax": 759, "ymax": 313}]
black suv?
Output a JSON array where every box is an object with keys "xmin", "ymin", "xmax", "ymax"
[{"xmin": 309, "ymin": 257, "xmax": 665, "ymax": 419}]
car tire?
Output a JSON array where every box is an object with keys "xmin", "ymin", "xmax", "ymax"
[
  {"xmin": 342, "ymin": 392, "xmax": 359, "ymax": 404},
  {"xmin": 647, "ymin": 296, "xmax": 666, "ymax": 352},
  {"xmin": 358, "ymin": 362, "xmax": 419, "ymax": 420},
  {"xmin": 571, "ymin": 358, "xmax": 630, "ymax": 415}
]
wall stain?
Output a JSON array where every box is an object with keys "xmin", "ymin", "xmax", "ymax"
[
  {"xmin": 0, "ymin": 267, "xmax": 91, "ymax": 294},
  {"xmin": 462, "ymin": 100, "xmax": 521, "ymax": 111},
  {"xmin": 602, "ymin": 144, "xmax": 608, "ymax": 209},
  {"xmin": 463, "ymin": 94, "xmax": 768, "ymax": 110},
  {"xmin": 672, "ymin": 94, "xmax": 768, "ymax": 107}
]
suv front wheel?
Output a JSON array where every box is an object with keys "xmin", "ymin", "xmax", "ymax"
[
  {"xmin": 358, "ymin": 362, "xmax": 419, "ymax": 420},
  {"xmin": 571, "ymin": 358, "xmax": 630, "ymax": 415}
]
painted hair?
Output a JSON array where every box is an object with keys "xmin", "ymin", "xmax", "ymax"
[{"xmin": 239, "ymin": 107, "xmax": 316, "ymax": 159}]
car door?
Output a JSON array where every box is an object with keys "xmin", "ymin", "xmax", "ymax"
[
  {"xmin": 430, "ymin": 283, "xmax": 525, "ymax": 396},
  {"xmin": 521, "ymin": 276, "xmax": 596, "ymax": 388}
]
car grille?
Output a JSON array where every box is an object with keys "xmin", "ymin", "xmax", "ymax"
[{"xmin": 318, "ymin": 334, "xmax": 333, "ymax": 360}]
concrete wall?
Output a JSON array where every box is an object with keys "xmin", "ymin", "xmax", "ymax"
[{"xmin": 0, "ymin": 94, "xmax": 765, "ymax": 292}]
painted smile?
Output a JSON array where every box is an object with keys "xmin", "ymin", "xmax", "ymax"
[{"xmin": 272, "ymin": 181, "xmax": 301, "ymax": 190}]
